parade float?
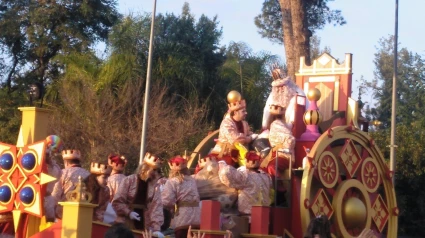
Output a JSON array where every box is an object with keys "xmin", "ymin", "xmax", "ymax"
[{"xmin": 0, "ymin": 53, "xmax": 398, "ymax": 238}]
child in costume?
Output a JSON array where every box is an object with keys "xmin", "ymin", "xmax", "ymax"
[
  {"xmin": 85, "ymin": 162, "xmax": 112, "ymax": 222},
  {"xmin": 218, "ymin": 152, "xmax": 272, "ymax": 216},
  {"xmin": 107, "ymin": 153, "xmax": 127, "ymax": 201},
  {"xmin": 52, "ymin": 149, "xmax": 90, "ymax": 219},
  {"xmin": 112, "ymin": 152, "xmax": 164, "ymax": 238},
  {"xmin": 161, "ymin": 156, "xmax": 200, "ymax": 238}
]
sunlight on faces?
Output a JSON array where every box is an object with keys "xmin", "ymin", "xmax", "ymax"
[{"xmin": 233, "ymin": 108, "xmax": 247, "ymax": 121}]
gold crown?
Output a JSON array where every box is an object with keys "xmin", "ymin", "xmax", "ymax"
[
  {"xmin": 62, "ymin": 149, "xmax": 81, "ymax": 160},
  {"xmin": 198, "ymin": 155, "xmax": 217, "ymax": 168},
  {"xmin": 228, "ymin": 99, "xmax": 246, "ymax": 112},
  {"xmin": 143, "ymin": 152, "xmax": 162, "ymax": 169},
  {"xmin": 271, "ymin": 68, "xmax": 284, "ymax": 81},
  {"xmin": 90, "ymin": 162, "xmax": 112, "ymax": 175},
  {"xmin": 168, "ymin": 156, "xmax": 187, "ymax": 171},
  {"xmin": 269, "ymin": 104, "xmax": 285, "ymax": 115}
]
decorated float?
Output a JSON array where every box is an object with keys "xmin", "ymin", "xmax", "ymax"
[{"xmin": 0, "ymin": 53, "xmax": 398, "ymax": 238}]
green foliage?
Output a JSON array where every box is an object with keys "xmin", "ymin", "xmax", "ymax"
[
  {"xmin": 0, "ymin": 1, "xmax": 281, "ymax": 168},
  {"xmin": 254, "ymin": 0, "xmax": 346, "ymax": 44},
  {"xmin": 0, "ymin": 0, "xmax": 120, "ymax": 89},
  {"xmin": 151, "ymin": 6, "xmax": 228, "ymax": 126},
  {"xmin": 221, "ymin": 41, "xmax": 280, "ymax": 129},
  {"xmin": 365, "ymin": 35, "xmax": 425, "ymax": 128},
  {"xmin": 370, "ymin": 125, "xmax": 425, "ymax": 236},
  {"xmin": 365, "ymin": 35, "xmax": 425, "ymax": 236},
  {"xmin": 0, "ymin": 88, "xmax": 28, "ymax": 144}
]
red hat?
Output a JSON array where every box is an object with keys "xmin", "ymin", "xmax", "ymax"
[
  {"xmin": 108, "ymin": 153, "xmax": 127, "ymax": 166},
  {"xmin": 168, "ymin": 156, "xmax": 188, "ymax": 171},
  {"xmin": 246, "ymin": 152, "xmax": 261, "ymax": 169}
]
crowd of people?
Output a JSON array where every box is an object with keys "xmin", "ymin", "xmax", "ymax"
[{"xmin": 0, "ymin": 68, "xmax": 378, "ymax": 238}]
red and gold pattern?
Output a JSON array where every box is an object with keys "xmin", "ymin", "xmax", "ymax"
[
  {"xmin": 168, "ymin": 156, "xmax": 187, "ymax": 171},
  {"xmin": 338, "ymin": 139, "xmax": 362, "ymax": 178},
  {"xmin": 309, "ymin": 188, "xmax": 334, "ymax": 219},
  {"xmin": 371, "ymin": 194, "xmax": 389, "ymax": 233},
  {"xmin": 0, "ymin": 141, "xmax": 56, "ymax": 231},
  {"xmin": 317, "ymin": 151, "xmax": 339, "ymax": 188},
  {"xmin": 300, "ymin": 126, "xmax": 398, "ymax": 238},
  {"xmin": 360, "ymin": 157, "xmax": 380, "ymax": 193}
]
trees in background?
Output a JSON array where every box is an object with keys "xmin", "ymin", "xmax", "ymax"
[
  {"xmin": 0, "ymin": 0, "xmax": 120, "ymax": 90},
  {"xmin": 221, "ymin": 41, "xmax": 280, "ymax": 129},
  {"xmin": 0, "ymin": 0, "xmax": 120, "ymax": 144},
  {"xmin": 366, "ymin": 36, "xmax": 425, "ymax": 128},
  {"xmin": 49, "ymin": 51, "xmax": 207, "ymax": 170},
  {"xmin": 365, "ymin": 35, "xmax": 425, "ymax": 236},
  {"xmin": 255, "ymin": 0, "xmax": 345, "ymax": 78},
  {"xmin": 41, "ymin": 4, "xmax": 277, "ymax": 167},
  {"xmin": 152, "ymin": 3, "xmax": 228, "ymax": 127}
]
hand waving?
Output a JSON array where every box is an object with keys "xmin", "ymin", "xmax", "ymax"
[
  {"xmin": 141, "ymin": 229, "xmax": 152, "ymax": 238},
  {"xmin": 129, "ymin": 211, "xmax": 140, "ymax": 221},
  {"xmin": 187, "ymin": 225, "xmax": 205, "ymax": 238}
]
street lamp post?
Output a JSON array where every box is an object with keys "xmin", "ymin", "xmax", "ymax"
[
  {"xmin": 390, "ymin": 0, "xmax": 399, "ymax": 183},
  {"xmin": 139, "ymin": 0, "xmax": 157, "ymax": 165}
]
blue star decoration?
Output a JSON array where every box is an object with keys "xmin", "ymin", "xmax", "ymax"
[{"xmin": 0, "ymin": 140, "xmax": 56, "ymax": 231}]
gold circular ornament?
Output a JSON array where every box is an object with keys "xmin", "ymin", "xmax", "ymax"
[
  {"xmin": 227, "ymin": 90, "xmax": 242, "ymax": 103},
  {"xmin": 300, "ymin": 126, "xmax": 398, "ymax": 237},
  {"xmin": 343, "ymin": 197, "xmax": 367, "ymax": 229},
  {"xmin": 317, "ymin": 152, "xmax": 339, "ymax": 188},
  {"xmin": 307, "ymin": 88, "xmax": 321, "ymax": 101},
  {"xmin": 361, "ymin": 157, "xmax": 381, "ymax": 193},
  {"xmin": 303, "ymin": 110, "xmax": 323, "ymax": 125},
  {"xmin": 333, "ymin": 179, "xmax": 371, "ymax": 237}
]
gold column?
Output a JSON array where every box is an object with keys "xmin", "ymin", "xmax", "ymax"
[
  {"xmin": 58, "ymin": 176, "xmax": 96, "ymax": 238},
  {"xmin": 17, "ymin": 107, "xmax": 51, "ymax": 145}
]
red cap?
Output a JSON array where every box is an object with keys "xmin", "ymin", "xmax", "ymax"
[
  {"xmin": 108, "ymin": 153, "xmax": 126, "ymax": 165},
  {"xmin": 168, "ymin": 156, "xmax": 187, "ymax": 171},
  {"xmin": 246, "ymin": 152, "xmax": 261, "ymax": 162}
]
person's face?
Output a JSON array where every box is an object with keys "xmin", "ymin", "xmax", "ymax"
[
  {"xmin": 150, "ymin": 169, "xmax": 160, "ymax": 179},
  {"xmin": 233, "ymin": 109, "xmax": 247, "ymax": 121},
  {"xmin": 96, "ymin": 174, "xmax": 108, "ymax": 188}
]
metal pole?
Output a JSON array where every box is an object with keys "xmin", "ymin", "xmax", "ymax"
[
  {"xmin": 390, "ymin": 0, "xmax": 398, "ymax": 183},
  {"xmin": 139, "ymin": 0, "xmax": 157, "ymax": 164}
]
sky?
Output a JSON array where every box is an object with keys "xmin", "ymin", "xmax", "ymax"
[{"xmin": 117, "ymin": 0, "xmax": 425, "ymax": 104}]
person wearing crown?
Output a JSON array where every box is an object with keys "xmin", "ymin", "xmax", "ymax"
[
  {"xmin": 210, "ymin": 90, "xmax": 258, "ymax": 167},
  {"xmin": 262, "ymin": 67, "xmax": 303, "ymax": 131},
  {"xmin": 194, "ymin": 154, "xmax": 217, "ymax": 174},
  {"xmin": 43, "ymin": 135, "xmax": 64, "ymax": 223},
  {"xmin": 112, "ymin": 152, "xmax": 164, "ymax": 238},
  {"xmin": 218, "ymin": 152, "xmax": 272, "ymax": 216},
  {"xmin": 107, "ymin": 153, "xmax": 127, "ymax": 201},
  {"xmin": 161, "ymin": 155, "xmax": 200, "ymax": 238},
  {"xmin": 52, "ymin": 149, "xmax": 90, "ymax": 219},
  {"xmin": 84, "ymin": 162, "xmax": 112, "ymax": 222}
]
